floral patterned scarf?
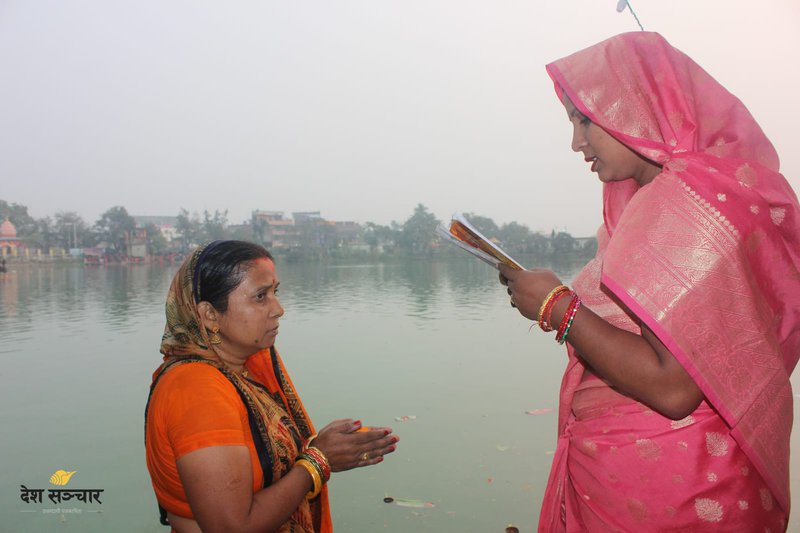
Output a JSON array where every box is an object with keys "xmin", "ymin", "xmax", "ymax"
[{"xmin": 152, "ymin": 243, "xmax": 332, "ymax": 532}]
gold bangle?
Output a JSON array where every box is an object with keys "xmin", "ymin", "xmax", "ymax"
[
  {"xmin": 304, "ymin": 446, "xmax": 331, "ymax": 482},
  {"xmin": 537, "ymin": 285, "xmax": 569, "ymax": 323},
  {"xmin": 295, "ymin": 459, "xmax": 322, "ymax": 499}
]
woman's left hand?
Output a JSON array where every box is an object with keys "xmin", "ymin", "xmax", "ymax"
[
  {"xmin": 311, "ymin": 419, "xmax": 398, "ymax": 472},
  {"xmin": 499, "ymin": 265, "xmax": 563, "ymax": 322}
]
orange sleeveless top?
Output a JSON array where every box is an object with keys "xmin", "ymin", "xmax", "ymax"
[{"xmin": 144, "ymin": 363, "xmax": 263, "ymax": 518}]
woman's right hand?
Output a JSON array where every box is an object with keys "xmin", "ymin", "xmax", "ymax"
[
  {"xmin": 310, "ymin": 419, "xmax": 398, "ymax": 472},
  {"xmin": 499, "ymin": 265, "xmax": 563, "ymax": 322}
]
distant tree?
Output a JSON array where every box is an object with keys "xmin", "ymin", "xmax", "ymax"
[
  {"xmin": 176, "ymin": 209, "xmax": 202, "ymax": 251},
  {"xmin": 144, "ymin": 223, "xmax": 169, "ymax": 255},
  {"xmin": 551, "ymin": 231, "xmax": 576, "ymax": 255},
  {"xmin": 202, "ymin": 209, "xmax": 228, "ymax": 241},
  {"xmin": 0, "ymin": 199, "xmax": 37, "ymax": 237},
  {"xmin": 54, "ymin": 211, "xmax": 89, "ymax": 249},
  {"xmin": 399, "ymin": 204, "xmax": 439, "ymax": 254},
  {"xmin": 363, "ymin": 222, "xmax": 398, "ymax": 250},
  {"xmin": 527, "ymin": 231, "xmax": 551, "ymax": 255},
  {"xmin": 95, "ymin": 206, "xmax": 136, "ymax": 254},
  {"xmin": 22, "ymin": 216, "xmax": 58, "ymax": 251},
  {"xmin": 497, "ymin": 221, "xmax": 531, "ymax": 251},
  {"xmin": 228, "ymin": 224, "xmax": 254, "ymax": 242}
]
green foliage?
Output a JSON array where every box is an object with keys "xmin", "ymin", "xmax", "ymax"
[
  {"xmin": 176, "ymin": 209, "xmax": 202, "ymax": 251},
  {"xmin": 175, "ymin": 209, "xmax": 230, "ymax": 249},
  {"xmin": 202, "ymin": 210, "xmax": 228, "ymax": 241},
  {"xmin": 399, "ymin": 204, "xmax": 439, "ymax": 254},
  {"xmin": 0, "ymin": 199, "xmax": 37, "ymax": 236},
  {"xmin": 551, "ymin": 231, "xmax": 576, "ymax": 254},
  {"xmin": 228, "ymin": 224, "xmax": 255, "ymax": 242},
  {"xmin": 144, "ymin": 223, "xmax": 169, "ymax": 255},
  {"xmin": 54, "ymin": 211, "xmax": 90, "ymax": 249},
  {"xmin": 95, "ymin": 206, "xmax": 136, "ymax": 253},
  {"xmin": 21, "ymin": 216, "xmax": 58, "ymax": 251},
  {"xmin": 363, "ymin": 222, "xmax": 398, "ymax": 251},
  {"xmin": 0, "ymin": 199, "xmax": 597, "ymax": 262},
  {"xmin": 463, "ymin": 213, "xmax": 499, "ymax": 238}
]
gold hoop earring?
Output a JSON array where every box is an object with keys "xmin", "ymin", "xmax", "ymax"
[{"xmin": 209, "ymin": 325, "xmax": 222, "ymax": 345}]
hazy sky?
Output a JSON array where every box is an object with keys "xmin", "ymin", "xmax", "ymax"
[{"xmin": 1, "ymin": 1, "xmax": 798, "ymax": 237}]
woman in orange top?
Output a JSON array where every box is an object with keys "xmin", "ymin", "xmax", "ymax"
[{"xmin": 145, "ymin": 240, "xmax": 398, "ymax": 533}]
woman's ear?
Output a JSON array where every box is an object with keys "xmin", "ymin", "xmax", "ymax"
[{"xmin": 196, "ymin": 301, "xmax": 219, "ymax": 331}]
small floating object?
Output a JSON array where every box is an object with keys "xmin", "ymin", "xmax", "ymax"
[
  {"xmin": 506, "ymin": 525, "xmax": 520, "ymax": 533},
  {"xmin": 496, "ymin": 445, "xmax": 510, "ymax": 452},
  {"xmin": 394, "ymin": 415, "xmax": 417, "ymax": 422},
  {"xmin": 383, "ymin": 496, "xmax": 434, "ymax": 508},
  {"xmin": 525, "ymin": 408, "xmax": 553, "ymax": 416},
  {"xmin": 487, "ymin": 477, "xmax": 494, "ymax": 484}
]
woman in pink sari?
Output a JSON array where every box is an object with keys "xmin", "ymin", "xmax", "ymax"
[{"xmin": 501, "ymin": 32, "xmax": 799, "ymax": 531}]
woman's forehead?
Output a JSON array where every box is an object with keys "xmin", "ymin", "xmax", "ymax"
[{"xmin": 240, "ymin": 258, "xmax": 278, "ymax": 286}]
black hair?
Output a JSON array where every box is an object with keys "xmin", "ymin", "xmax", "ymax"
[{"xmin": 194, "ymin": 240, "xmax": 273, "ymax": 313}]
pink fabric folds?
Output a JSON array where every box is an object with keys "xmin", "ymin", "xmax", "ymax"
[
  {"xmin": 538, "ymin": 230, "xmax": 787, "ymax": 531},
  {"xmin": 540, "ymin": 32, "xmax": 800, "ymax": 527}
]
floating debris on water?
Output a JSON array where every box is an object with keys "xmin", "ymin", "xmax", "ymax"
[
  {"xmin": 525, "ymin": 408, "xmax": 553, "ymax": 416},
  {"xmin": 394, "ymin": 415, "xmax": 417, "ymax": 422},
  {"xmin": 383, "ymin": 496, "xmax": 435, "ymax": 508},
  {"xmin": 496, "ymin": 445, "xmax": 510, "ymax": 452}
]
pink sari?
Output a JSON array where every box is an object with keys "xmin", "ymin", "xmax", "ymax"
[{"xmin": 539, "ymin": 33, "xmax": 800, "ymax": 531}]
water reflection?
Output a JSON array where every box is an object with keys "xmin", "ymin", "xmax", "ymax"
[
  {"xmin": 275, "ymin": 258, "xmax": 530, "ymax": 325},
  {"xmin": 0, "ymin": 258, "xmax": 578, "ymax": 533}
]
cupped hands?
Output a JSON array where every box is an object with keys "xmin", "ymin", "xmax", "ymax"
[{"xmin": 312, "ymin": 419, "xmax": 398, "ymax": 472}]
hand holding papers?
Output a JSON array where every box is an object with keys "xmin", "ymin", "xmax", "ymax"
[{"xmin": 436, "ymin": 213, "xmax": 524, "ymax": 271}]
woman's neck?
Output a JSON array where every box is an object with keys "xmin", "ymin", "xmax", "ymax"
[{"xmin": 211, "ymin": 347, "xmax": 248, "ymax": 374}]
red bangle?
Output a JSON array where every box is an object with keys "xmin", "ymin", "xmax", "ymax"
[
  {"xmin": 302, "ymin": 446, "xmax": 331, "ymax": 482},
  {"xmin": 555, "ymin": 295, "xmax": 577, "ymax": 336},
  {"xmin": 540, "ymin": 288, "xmax": 571, "ymax": 331},
  {"xmin": 556, "ymin": 295, "xmax": 581, "ymax": 344}
]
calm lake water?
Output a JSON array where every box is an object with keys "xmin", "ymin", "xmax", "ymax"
[{"xmin": 1, "ymin": 259, "xmax": 798, "ymax": 533}]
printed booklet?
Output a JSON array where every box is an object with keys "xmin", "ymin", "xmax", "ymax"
[{"xmin": 435, "ymin": 212, "xmax": 524, "ymax": 271}]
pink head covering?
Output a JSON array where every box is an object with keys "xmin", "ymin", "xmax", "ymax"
[{"xmin": 546, "ymin": 32, "xmax": 800, "ymax": 513}]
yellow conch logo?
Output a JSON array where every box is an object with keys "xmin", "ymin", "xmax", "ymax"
[{"xmin": 49, "ymin": 470, "xmax": 77, "ymax": 486}]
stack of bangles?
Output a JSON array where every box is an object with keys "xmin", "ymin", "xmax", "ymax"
[
  {"xmin": 536, "ymin": 284, "xmax": 582, "ymax": 345},
  {"xmin": 295, "ymin": 438, "xmax": 331, "ymax": 500}
]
